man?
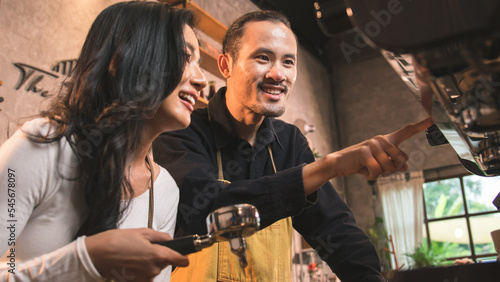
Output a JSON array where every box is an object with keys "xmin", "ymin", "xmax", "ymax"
[{"xmin": 153, "ymin": 10, "xmax": 431, "ymax": 282}]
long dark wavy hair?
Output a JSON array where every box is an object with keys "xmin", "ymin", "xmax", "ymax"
[{"xmin": 32, "ymin": 1, "xmax": 195, "ymax": 237}]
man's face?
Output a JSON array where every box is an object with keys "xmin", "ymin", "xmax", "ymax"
[{"xmin": 226, "ymin": 20, "xmax": 297, "ymax": 118}]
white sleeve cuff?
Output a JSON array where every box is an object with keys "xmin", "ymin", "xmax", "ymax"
[{"xmin": 76, "ymin": 236, "xmax": 105, "ymax": 281}]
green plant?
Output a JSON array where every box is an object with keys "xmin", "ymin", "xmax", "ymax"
[
  {"xmin": 312, "ymin": 147, "xmax": 322, "ymax": 159},
  {"xmin": 405, "ymin": 242, "xmax": 444, "ymax": 269},
  {"xmin": 367, "ymin": 217, "xmax": 392, "ymax": 272}
]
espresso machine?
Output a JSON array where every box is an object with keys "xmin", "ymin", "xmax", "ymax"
[
  {"xmin": 342, "ymin": 0, "xmax": 500, "ymax": 177},
  {"xmin": 336, "ymin": 2, "xmax": 500, "ymax": 279}
]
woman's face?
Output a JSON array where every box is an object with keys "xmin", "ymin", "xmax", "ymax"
[{"xmin": 149, "ymin": 24, "xmax": 207, "ymax": 133}]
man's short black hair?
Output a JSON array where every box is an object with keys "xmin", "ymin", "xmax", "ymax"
[{"xmin": 222, "ymin": 10, "xmax": 293, "ymax": 61}]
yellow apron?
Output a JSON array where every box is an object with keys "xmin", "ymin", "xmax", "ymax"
[
  {"xmin": 171, "ymin": 217, "xmax": 292, "ymax": 282},
  {"xmin": 172, "ymin": 144, "xmax": 293, "ymax": 281}
]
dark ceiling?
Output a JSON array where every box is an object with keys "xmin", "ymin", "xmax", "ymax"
[{"xmin": 249, "ymin": 0, "xmax": 353, "ymax": 60}]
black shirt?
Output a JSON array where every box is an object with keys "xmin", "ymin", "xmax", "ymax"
[{"xmin": 153, "ymin": 87, "xmax": 384, "ymax": 282}]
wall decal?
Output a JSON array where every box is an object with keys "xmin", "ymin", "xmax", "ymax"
[{"xmin": 13, "ymin": 63, "xmax": 59, "ymax": 97}]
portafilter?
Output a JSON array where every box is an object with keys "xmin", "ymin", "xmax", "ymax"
[{"xmin": 155, "ymin": 203, "xmax": 260, "ymax": 268}]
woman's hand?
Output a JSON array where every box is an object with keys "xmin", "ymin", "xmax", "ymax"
[{"xmin": 85, "ymin": 228, "xmax": 189, "ymax": 281}]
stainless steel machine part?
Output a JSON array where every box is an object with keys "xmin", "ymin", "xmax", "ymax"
[{"xmin": 155, "ymin": 203, "xmax": 260, "ymax": 269}]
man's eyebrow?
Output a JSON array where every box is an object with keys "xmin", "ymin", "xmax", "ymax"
[
  {"xmin": 252, "ymin": 47, "xmax": 296, "ymax": 60},
  {"xmin": 284, "ymin": 53, "xmax": 296, "ymax": 61}
]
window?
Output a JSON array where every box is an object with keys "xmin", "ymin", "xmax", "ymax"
[{"xmin": 422, "ymin": 174, "xmax": 500, "ymax": 264}]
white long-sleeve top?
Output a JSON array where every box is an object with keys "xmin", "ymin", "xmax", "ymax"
[{"xmin": 0, "ymin": 119, "xmax": 179, "ymax": 281}]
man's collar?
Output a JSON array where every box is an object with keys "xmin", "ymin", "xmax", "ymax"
[{"xmin": 207, "ymin": 87, "xmax": 283, "ymax": 150}]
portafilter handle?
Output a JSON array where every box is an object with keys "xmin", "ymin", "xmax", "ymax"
[
  {"xmin": 158, "ymin": 233, "xmax": 250, "ymax": 269},
  {"xmin": 155, "ymin": 234, "xmax": 213, "ymax": 255}
]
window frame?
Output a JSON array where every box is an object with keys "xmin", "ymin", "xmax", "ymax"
[{"xmin": 422, "ymin": 171, "xmax": 500, "ymax": 263}]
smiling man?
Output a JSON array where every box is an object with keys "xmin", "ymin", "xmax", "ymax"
[{"xmin": 153, "ymin": 10, "xmax": 428, "ymax": 282}]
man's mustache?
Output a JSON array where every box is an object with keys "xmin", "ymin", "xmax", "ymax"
[{"xmin": 257, "ymin": 82, "xmax": 288, "ymax": 93}]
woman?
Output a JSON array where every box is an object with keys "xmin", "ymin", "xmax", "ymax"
[{"xmin": 0, "ymin": 1, "xmax": 206, "ymax": 281}]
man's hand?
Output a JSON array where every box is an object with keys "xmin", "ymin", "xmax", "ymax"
[
  {"xmin": 303, "ymin": 118, "xmax": 433, "ymax": 195},
  {"xmin": 386, "ymin": 117, "xmax": 434, "ymax": 147}
]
